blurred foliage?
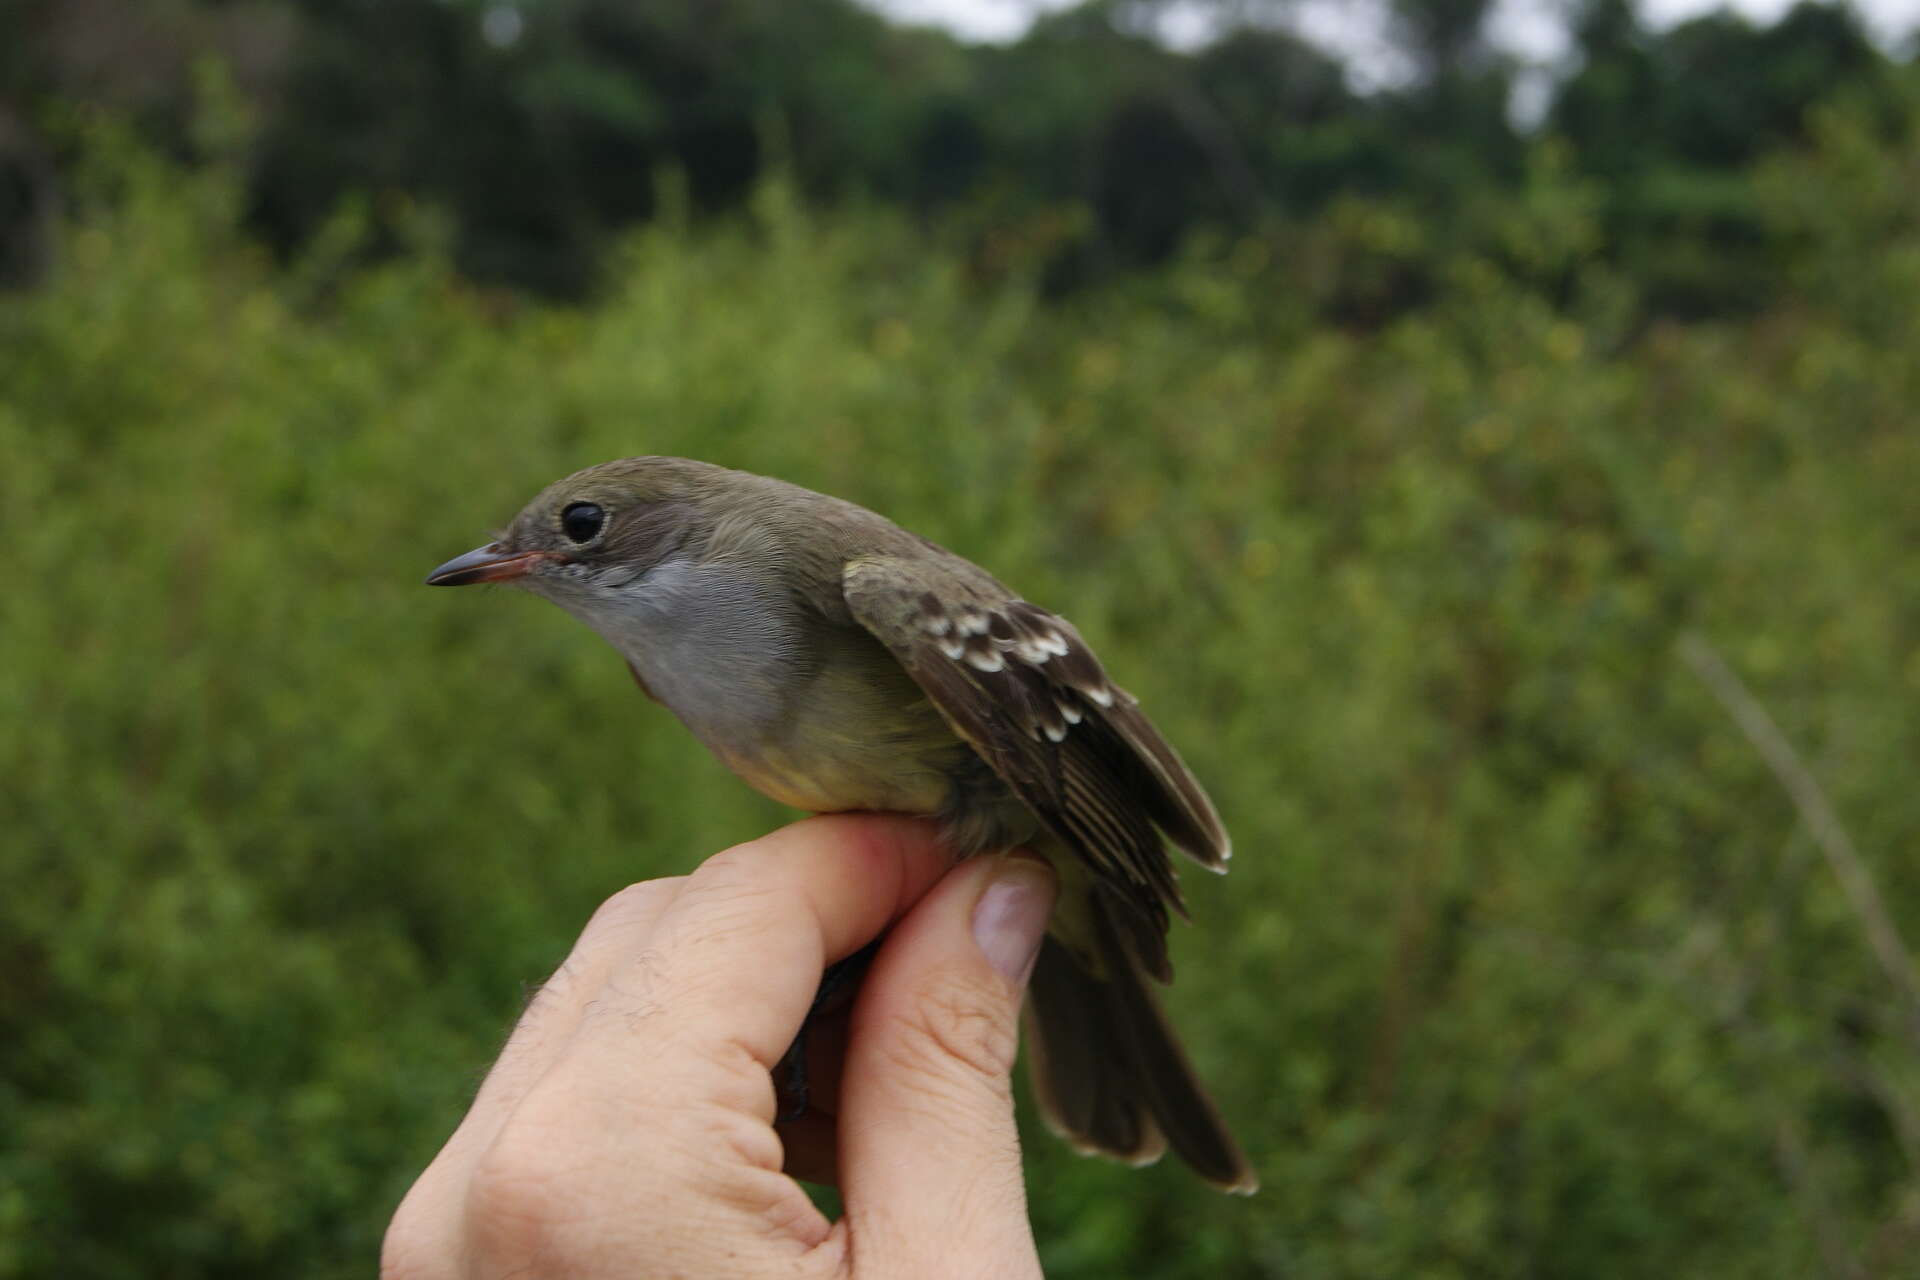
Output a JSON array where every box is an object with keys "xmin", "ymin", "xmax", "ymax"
[
  {"xmin": 3, "ymin": 0, "xmax": 1915, "ymax": 313},
  {"xmin": 5, "ymin": 86, "xmax": 1920, "ymax": 1274}
]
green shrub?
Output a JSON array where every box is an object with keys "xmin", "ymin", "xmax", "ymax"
[{"xmin": 4, "ymin": 110, "xmax": 1917, "ymax": 1276}]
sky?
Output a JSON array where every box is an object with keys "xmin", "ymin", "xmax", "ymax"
[
  {"xmin": 861, "ymin": 0, "xmax": 1917, "ymax": 122},
  {"xmin": 866, "ymin": 0, "xmax": 1919, "ymax": 86}
]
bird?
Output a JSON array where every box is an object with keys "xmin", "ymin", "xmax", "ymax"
[{"xmin": 426, "ymin": 456, "xmax": 1256, "ymax": 1193}]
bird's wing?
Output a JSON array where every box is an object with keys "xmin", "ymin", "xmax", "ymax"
[{"xmin": 843, "ymin": 555, "xmax": 1230, "ymax": 982}]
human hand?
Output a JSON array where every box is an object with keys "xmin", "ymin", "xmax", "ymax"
[{"xmin": 381, "ymin": 814, "xmax": 1057, "ymax": 1279}]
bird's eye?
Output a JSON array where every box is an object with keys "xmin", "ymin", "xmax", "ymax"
[{"xmin": 560, "ymin": 502, "xmax": 605, "ymax": 544}]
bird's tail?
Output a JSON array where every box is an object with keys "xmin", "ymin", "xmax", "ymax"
[{"xmin": 1023, "ymin": 893, "xmax": 1257, "ymax": 1194}]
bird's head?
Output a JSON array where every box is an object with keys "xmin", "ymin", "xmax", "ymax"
[{"xmin": 424, "ymin": 456, "xmax": 734, "ymax": 597}]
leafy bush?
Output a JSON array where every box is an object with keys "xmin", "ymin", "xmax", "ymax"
[{"xmin": 3, "ymin": 108, "xmax": 1917, "ymax": 1276}]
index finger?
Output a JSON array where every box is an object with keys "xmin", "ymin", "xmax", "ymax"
[{"xmin": 561, "ymin": 813, "xmax": 955, "ymax": 1108}]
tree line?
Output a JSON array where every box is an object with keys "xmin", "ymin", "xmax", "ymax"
[{"xmin": 3, "ymin": 0, "xmax": 1914, "ymax": 320}]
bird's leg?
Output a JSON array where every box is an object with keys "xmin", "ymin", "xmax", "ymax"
[{"xmin": 776, "ymin": 939, "xmax": 882, "ymax": 1121}]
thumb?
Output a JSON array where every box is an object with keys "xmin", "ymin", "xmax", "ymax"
[{"xmin": 835, "ymin": 852, "xmax": 1055, "ymax": 1279}]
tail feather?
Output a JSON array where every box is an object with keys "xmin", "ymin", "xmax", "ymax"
[
  {"xmin": 1025, "ymin": 934, "xmax": 1169, "ymax": 1166},
  {"xmin": 1024, "ymin": 913, "xmax": 1257, "ymax": 1194}
]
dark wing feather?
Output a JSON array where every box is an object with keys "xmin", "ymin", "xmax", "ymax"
[{"xmin": 844, "ymin": 555, "xmax": 1230, "ymax": 980}]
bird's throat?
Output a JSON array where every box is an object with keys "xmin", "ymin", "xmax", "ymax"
[{"xmin": 542, "ymin": 556, "xmax": 963, "ymax": 819}]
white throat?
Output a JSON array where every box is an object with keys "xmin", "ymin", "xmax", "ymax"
[{"xmin": 535, "ymin": 555, "xmax": 811, "ymax": 747}]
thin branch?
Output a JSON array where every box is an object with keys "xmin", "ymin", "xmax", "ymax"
[
  {"xmin": 1774, "ymin": 1114, "xmax": 1868, "ymax": 1280},
  {"xmin": 1679, "ymin": 632, "xmax": 1920, "ymax": 1031}
]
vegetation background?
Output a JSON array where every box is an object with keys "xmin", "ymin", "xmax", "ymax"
[{"xmin": 4, "ymin": 0, "xmax": 1919, "ymax": 1275}]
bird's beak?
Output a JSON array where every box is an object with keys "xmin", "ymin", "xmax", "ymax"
[{"xmin": 425, "ymin": 543, "xmax": 556, "ymax": 586}]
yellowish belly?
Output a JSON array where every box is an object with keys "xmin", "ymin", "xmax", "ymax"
[
  {"xmin": 690, "ymin": 637, "xmax": 965, "ymax": 817},
  {"xmin": 715, "ymin": 737, "xmax": 956, "ymax": 816}
]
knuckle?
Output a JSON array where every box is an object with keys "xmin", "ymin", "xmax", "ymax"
[
  {"xmin": 379, "ymin": 1203, "xmax": 448, "ymax": 1280},
  {"xmin": 695, "ymin": 841, "xmax": 774, "ymax": 887},
  {"xmin": 592, "ymin": 1101, "xmax": 828, "ymax": 1255},
  {"xmin": 444, "ymin": 1066, "xmax": 834, "ymax": 1272},
  {"xmin": 677, "ymin": 848, "xmax": 785, "ymax": 934},
  {"xmin": 671, "ymin": 1030, "xmax": 780, "ymax": 1118},
  {"xmin": 582, "ymin": 877, "xmax": 682, "ymax": 938},
  {"xmin": 877, "ymin": 968, "xmax": 1020, "ymax": 1089},
  {"xmin": 683, "ymin": 1099, "xmax": 788, "ymax": 1176},
  {"xmin": 462, "ymin": 1125, "xmax": 595, "ymax": 1271},
  {"xmin": 654, "ymin": 1104, "xmax": 828, "ymax": 1239}
]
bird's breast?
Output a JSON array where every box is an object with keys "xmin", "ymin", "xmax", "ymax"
[
  {"xmin": 710, "ymin": 645, "xmax": 968, "ymax": 818},
  {"xmin": 554, "ymin": 556, "xmax": 974, "ymax": 819}
]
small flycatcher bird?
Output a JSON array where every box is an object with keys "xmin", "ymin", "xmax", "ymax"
[{"xmin": 427, "ymin": 456, "xmax": 1256, "ymax": 1193}]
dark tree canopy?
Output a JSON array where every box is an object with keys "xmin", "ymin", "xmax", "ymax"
[{"xmin": 2, "ymin": 0, "xmax": 1913, "ymax": 312}]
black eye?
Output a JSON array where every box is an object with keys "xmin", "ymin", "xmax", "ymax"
[{"xmin": 560, "ymin": 502, "xmax": 605, "ymax": 544}]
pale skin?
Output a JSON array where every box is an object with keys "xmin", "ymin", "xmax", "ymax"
[{"xmin": 381, "ymin": 814, "xmax": 1056, "ymax": 1279}]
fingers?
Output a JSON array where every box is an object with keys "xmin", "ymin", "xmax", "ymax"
[
  {"xmin": 559, "ymin": 814, "xmax": 954, "ymax": 1119},
  {"xmin": 386, "ymin": 817, "xmax": 1054, "ymax": 1280},
  {"xmin": 476, "ymin": 877, "xmax": 688, "ymax": 1130},
  {"xmin": 383, "ymin": 876, "xmax": 685, "ymax": 1275},
  {"xmin": 384, "ymin": 814, "xmax": 956, "ymax": 1280},
  {"xmin": 836, "ymin": 853, "xmax": 1056, "ymax": 1279}
]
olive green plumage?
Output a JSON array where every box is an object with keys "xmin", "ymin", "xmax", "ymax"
[{"xmin": 428, "ymin": 456, "xmax": 1255, "ymax": 1193}]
